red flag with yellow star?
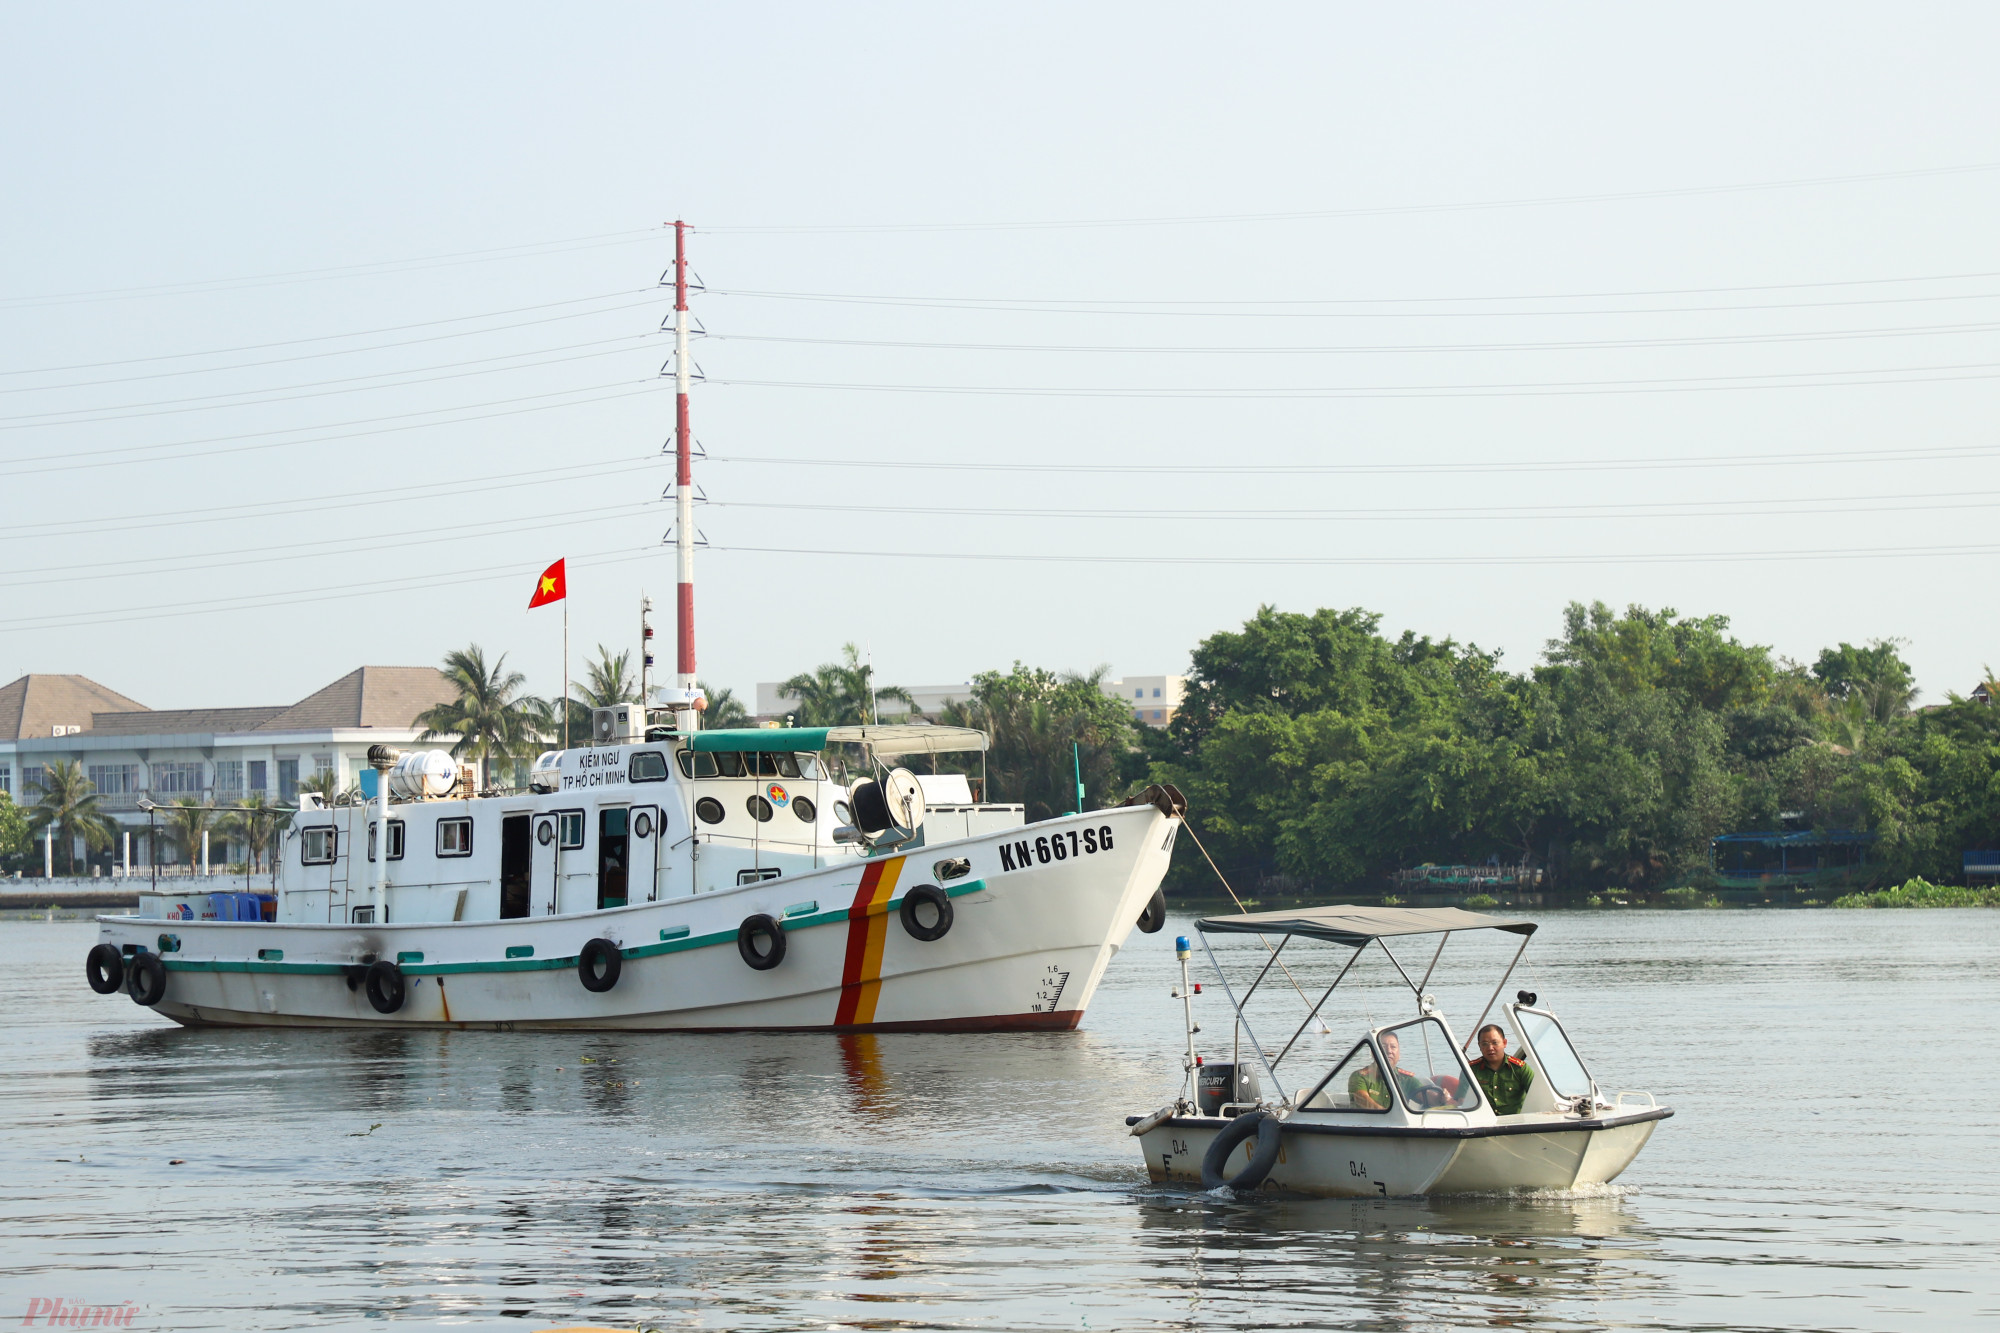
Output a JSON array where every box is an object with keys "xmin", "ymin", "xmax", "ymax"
[{"xmin": 528, "ymin": 558, "xmax": 566, "ymax": 609}]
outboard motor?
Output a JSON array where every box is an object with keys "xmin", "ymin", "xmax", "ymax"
[{"xmin": 1196, "ymin": 1062, "xmax": 1261, "ymax": 1117}]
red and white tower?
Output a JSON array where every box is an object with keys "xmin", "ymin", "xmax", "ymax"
[{"xmin": 672, "ymin": 220, "xmax": 698, "ymax": 705}]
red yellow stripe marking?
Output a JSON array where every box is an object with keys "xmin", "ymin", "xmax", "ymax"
[{"xmin": 834, "ymin": 856, "xmax": 905, "ymax": 1027}]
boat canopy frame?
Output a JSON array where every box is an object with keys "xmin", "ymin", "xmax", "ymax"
[
  {"xmin": 1192, "ymin": 905, "xmax": 1539, "ymax": 1108},
  {"xmin": 686, "ymin": 724, "xmax": 989, "ymax": 756}
]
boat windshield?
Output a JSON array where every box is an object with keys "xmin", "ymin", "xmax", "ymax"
[
  {"xmin": 1514, "ymin": 1007, "xmax": 1592, "ymax": 1099},
  {"xmin": 1295, "ymin": 1040, "xmax": 1394, "ymax": 1114},
  {"xmin": 1378, "ymin": 1018, "xmax": 1482, "ymax": 1114}
]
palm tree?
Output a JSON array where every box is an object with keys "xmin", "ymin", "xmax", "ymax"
[
  {"xmin": 295, "ymin": 769, "xmax": 352, "ymax": 805},
  {"xmin": 164, "ymin": 797, "xmax": 218, "ymax": 872},
  {"xmin": 27, "ymin": 759, "xmax": 117, "ymax": 876},
  {"xmin": 415, "ymin": 645, "xmax": 549, "ymax": 790},
  {"xmin": 781, "ymin": 644, "xmax": 915, "ymax": 727},
  {"xmin": 219, "ymin": 793, "xmax": 284, "ymax": 880},
  {"xmin": 565, "ymin": 644, "xmax": 640, "ymax": 741},
  {"xmin": 698, "ymin": 681, "xmax": 750, "ymax": 729}
]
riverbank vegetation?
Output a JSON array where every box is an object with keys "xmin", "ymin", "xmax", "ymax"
[
  {"xmin": 1128, "ymin": 602, "xmax": 1999, "ymax": 901},
  {"xmin": 1833, "ymin": 877, "xmax": 2000, "ymax": 908}
]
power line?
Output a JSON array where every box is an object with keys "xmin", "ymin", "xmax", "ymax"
[
  {"xmin": 0, "ymin": 334, "xmax": 659, "ymax": 430},
  {"xmin": 0, "ymin": 380, "xmax": 666, "ymax": 477},
  {"xmin": 711, "ymin": 357, "xmax": 2000, "ymax": 400},
  {"xmin": 0, "ymin": 228, "xmax": 663, "ymax": 310},
  {"xmin": 0, "ymin": 546, "xmax": 666, "ymax": 634},
  {"xmin": 0, "ymin": 455, "xmax": 658, "ymax": 542},
  {"xmin": 712, "ymin": 317, "xmax": 2000, "ymax": 358},
  {"xmin": 713, "ymin": 540, "xmax": 2000, "ymax": 568},
  {"xmin": 708, "ymin": 488, "xmax": 2000, "ymax": 523},
  {"xmin": 702, "ymin": 161, "xmax": 2000, "ymax": 234},
  {"xmin": 0, "ymin": 292, "xmax": 662, "ymax": 393},
  {"xmin": 708, "ymin": 284, "xmax": 2000, "ymax": 320},
  {"xmin": 706, "ymin": 441, "xmax": 2000, "ymax": 476}
]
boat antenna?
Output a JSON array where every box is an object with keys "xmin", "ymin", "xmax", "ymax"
[{"xmin": 673, "ymin": 219, "xmax": 699, "ymax": 730}]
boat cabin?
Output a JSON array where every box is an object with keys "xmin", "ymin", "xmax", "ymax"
[{"xmin": 268, "ymin": 724, "xmax": 1015, "ymax": 925}]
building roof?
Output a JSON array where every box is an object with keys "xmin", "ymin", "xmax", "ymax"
[
  {"xmin": 0, "ymin": 675, "xmax": 148, "ymax": 740},
  {"xmin": 254, "ymin": 666, "xmax": 457, "ymax": 732},
  {"xmin": 88, "ymin": 706, "xmax": 290, "ymax": 736}
]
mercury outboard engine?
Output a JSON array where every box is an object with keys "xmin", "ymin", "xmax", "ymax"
[{"xmin": 1197, "ymin": 1062, "xmax": 1261, "ymax": 1117}]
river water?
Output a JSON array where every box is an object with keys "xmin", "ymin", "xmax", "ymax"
[{"xmin": 5, "ymin": 909, "xmax": 1996, "ymax": 1331}]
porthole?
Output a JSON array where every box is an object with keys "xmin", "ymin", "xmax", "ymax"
[
  {"xmin": 695, "ymin": 797, "xmax": 725, "ymax": 825},
  {"xmin": 632, "ymin": 810, "xmax": 654, "ymax": 839},
  {"xmin": 536, "ymin": 819, "xmax": 554, "ymax": 846},
  {"xmin": 834, "ymin": 800, "xmax": 853, "ymax": 825},
  {"xmin": 746, "ymin": 795, "xmax": 774, "ymax": 822},
  {"xmin": 792, "ymin": 796, "xmax": 817, "ymax": 823}
]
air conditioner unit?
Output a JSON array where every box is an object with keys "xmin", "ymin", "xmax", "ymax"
[{"xmin": 592, "ymin": 705, "xmax": 643, "ymax": 744}]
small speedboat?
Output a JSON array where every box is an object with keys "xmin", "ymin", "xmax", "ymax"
[{"xmin": 1126, "ymin": 905, "xmax": 1671, "ymax": 1197}]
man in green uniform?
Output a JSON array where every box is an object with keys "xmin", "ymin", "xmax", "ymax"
[
  {"xmin": 1470, "ymin": 1023, "xmax": 1534, "ymax": 1115},
  {"xmin": 1347, "ymin": 1029, "xmax": 1433, "ymax": 1109}
]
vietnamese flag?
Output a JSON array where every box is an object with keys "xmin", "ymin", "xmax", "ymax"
[{"xmin": 528, "ymin": 558, "xmax": 566, "ymax": 609}]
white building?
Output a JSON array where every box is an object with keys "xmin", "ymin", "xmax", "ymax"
[
  {"xmin": 0, "ymin": 667, "xmax": 456, "ymax": 872},
  {"xmin": 1101, "ymin": 675, "xmax": 1186, "ymax": 728}
]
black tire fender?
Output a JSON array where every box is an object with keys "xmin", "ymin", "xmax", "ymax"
[
  {"xmin": 578, "ymin": 937, "xmax": 622, "ymax": 992},
  {"xmin": 86, "ymin": 943, "xmax": 125, "ymax": 995},
  {"xmin": 364, "ymin": 959, "xmax": 406, "ymax": 1014},
  {"xmin": 849, "ymin": 780, "xmax": 892, "ymax": 834},
  {"xmin": 898, "ymin": 884, "xmax": 953, "ymax": 942},
  {"xmin": 737, "ymin": 914, "xmax": 786, "ymax": 970},
  {"xmin": 1200, "ymin": 1110, "xmax": 1283, "ymax": 1192},
  {"xmin": 1137, "ymin": 888, "xmax": 1168, "ymax": 934},
  {"xmin": 127, "ymin": 951, "xmax": 167, "ymax": 1007}
]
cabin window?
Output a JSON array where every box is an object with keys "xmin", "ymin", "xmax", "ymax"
[
  {"xmin": 713, "ymin": 751, "xmax": 746, "ymax": 778},
  {"xmin": 736, "ymin": 867, "xmax": 782, "ymax": 885},
  {"xmin": 1513, "ymin": 1007, "xmax": 1591, "ymax": 1099},
  {"xmin": 300, "ymin": 826, "xmax": 337, "ymax": 865},
  {"xmin": 437, "ymin": 817, "xmax": 474, "ymax": 858},
  {"xmin": 629, "ymin": 750, "xmax": 669, "ymax": 783},
  {"xmin": 694, "ymin": 797, "xmax": 725, "ymax": 825},
  {"xmin": 746, "ymin": 795, "xmax": 774, "ymax": 822},
  {"xmin": 1296, "ymin": 1039, "xmax": 1395, "ymax": 1114},
  {"xmin": 792, "ymin": 796, "xmax": 817, "ymax": 823},
  {"xmin": 367, "ymin": 819, "xmax": 406, "ymax": 862},
  {"xmin": 557, "ymin": 810, "xmax": 586, "ymax": 849},
  {"xmin": 1377, "ymin": 1018, "xmax": 1482, "ymax": 1114},
  {"xmin": 677, "ymin": 750, "xmax": 718, "ymax": 778}
]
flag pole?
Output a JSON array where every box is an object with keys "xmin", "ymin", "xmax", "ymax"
[{"xmin": 562, "ymin": 595, "xmax": 570, "ymax": 751}]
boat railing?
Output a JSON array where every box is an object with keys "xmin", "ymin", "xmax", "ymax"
[{"xmin": 1611, "ymin": 1090, "xmax": 1657, "ymax": 1109}]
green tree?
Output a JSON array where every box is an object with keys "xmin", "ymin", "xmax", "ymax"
[
  {"xmin": 415, "ymin": 645, "xmax": 549, "ymax": 789},
  {"xmin": 1812, "ymin": 639, "xmax": 1917, "ymax": 725},
  {"xmin": 0, "ymin": 791, "xmax": 30, "ymax": 874},
  {"xmin": 780, "ymin": 644, "xmax": 914, "ymax": 727},
  {"xmin": 565, "ymin": 644, "xmax": 641, "ymax": 741},
  {"xmin": 698, "ymin": 681, "xmax": 750, "ymax": 729},
  {"xmin": 295, "ymin": 769, "xmax": 352, "ymax": 805},
  {"xmin": 163, "ymin": 797, "xmax": 219, "ymax": 871},
  {"xmin": 26, "ymin": 759, "xmax": 117, "ymax": 876},
  {"xmin": 218, "ymin": 792, "xmax": 285, "ymax": 878},
  {"xmin": 941, "ymin": 664, "xmax": 1134, "ymax": 820}
]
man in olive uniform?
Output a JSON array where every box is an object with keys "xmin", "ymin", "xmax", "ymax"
[
  {"xmin": 1348, "ymin": 1029, "xmax": 1433, "ymax": 1109},
  {"xmin": 1470, "ymin": 1023, "xmax": 1534, "ymax": 1115}
]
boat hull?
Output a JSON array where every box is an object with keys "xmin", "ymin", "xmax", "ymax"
[
  {"xmin": 95, "ymin": 806, "xmax": 1174, "ymax": 1033},
  {"xmin": 1132, "ymin": 1107, "xmax": 1671, "ymax": 1198}
]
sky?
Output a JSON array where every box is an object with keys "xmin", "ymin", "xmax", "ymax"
[{"xmin": 4, "ymin": 4, "xmax": 1999, "ymax": 710}]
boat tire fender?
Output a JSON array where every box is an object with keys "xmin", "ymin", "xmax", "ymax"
[
  {"xmin": 738, "ymin": 914, "xmax": 786, "ymax": 970},
  {"xmin": 86, "ymin": 943, "xmax": 125, "ymax": 995},
  {"xmin": 364, "ymin": 960, "xmax": 406, "ymax": 1014},
  {"xmin": 1200, "ymin": 1110, "xmax": 1282, "ymax": 1192},
  {"xmin": 578, "ymin": 938, "xmax": 622, "ymax": 992},
  {"xmin": 127, "ymin": 951, "xmax": 167, "ymax": 1007},
  {"xmin": 849, "ymin": 780, "xmax": 892, "ymax": 834},
  {"xmin": 1136, "ymin": 888, "xmax": 1168, "ymax": 934},
  {"xmin": 898, "ymin": 884, "xmax": 953, "ymax": 942}
]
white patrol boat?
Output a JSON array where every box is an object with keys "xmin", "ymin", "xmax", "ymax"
[
  {"xmin": 82, "ymin": 715, "xmax": 1184, "ymax": 1031},
  {"xmin": 1127, "ymin": 906, "xmax": 1671, "ymax": 1196}
]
